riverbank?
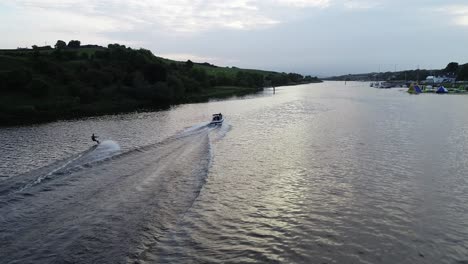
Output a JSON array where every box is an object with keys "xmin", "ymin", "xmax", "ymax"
[
  {"xmin": 0, "ymin": 85, "xmax": 263, "ymax": 126},
  {"xmin": 0, "ymin": 43, "xmax": 321, "ymax": 126}
]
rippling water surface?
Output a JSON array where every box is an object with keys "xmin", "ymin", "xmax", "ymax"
[{"xmin": 1, "ymin": 82, "xmax": 468, "ymax": 263}]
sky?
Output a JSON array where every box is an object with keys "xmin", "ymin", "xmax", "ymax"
[{"xmin": 1, "ymin": 0, "xmax": 468, "ymax": 76}]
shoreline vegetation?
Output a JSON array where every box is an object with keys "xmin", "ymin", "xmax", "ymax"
[
  {"xmin": 326, "ymin": 62, "xmax": 468, "ymax": 95},
  {"xmin": 0, "ymin": 40, "xmax": 322, "ymax": 126},
  {"xmin": 325, "ymin": 62, "xmax": 468, "ymax": 84}
]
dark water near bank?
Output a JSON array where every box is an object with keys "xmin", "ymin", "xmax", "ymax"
[{"xmin": 1, "ymin": 82, "xmax": 468, "ymax": 263}]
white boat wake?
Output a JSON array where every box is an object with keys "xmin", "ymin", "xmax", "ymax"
[{"xmin": 0, "ymin": 124, "xmax": 226, "ymax": 264}]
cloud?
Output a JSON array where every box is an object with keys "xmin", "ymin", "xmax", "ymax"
[
  {"xmin": 275, "ymin": 0, "xmax": 331, "ymax": 8},
  {"xmin": 6, "ymin": 0, "xmax": 386, "ymax": 39},
  {"xmin": 436, "ymin": 5, "xmax": 468, "ymax": 27},
  {"xmin": 164, "ymin": 0, "xmax": 280, "ymax": 31},
  {"xmin": 343, "ymin": 0, "xmax": 382, "ymax": 10},
  {"xmin": 275, "ymin": 0, "xmax": 382, "ymax": 10},
  {"xmin": 8, "ymin": 0, "xmax": 281, "ymax": 33},
  {"xmin": 456, "ymin": 16, "xmax": 468, "ymax": 26},
  {"xmin": 0, "ymin": 3, "xmax": 136, "ymax": 47}
]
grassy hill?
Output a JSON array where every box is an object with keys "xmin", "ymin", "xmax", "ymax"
[
  {"xmin": 0, "ymin": 43, "xmax": 321, "ymax": 126},
  {"xmin": 0, "ymin": 42, "xmax": 320, "ymax": 125}
]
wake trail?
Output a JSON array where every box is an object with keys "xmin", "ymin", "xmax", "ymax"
[
  {"xmin": 0, "ymin": 140, "xmax": 121, "ymax": 196},
  {"xmin": 0, "ymin": 124, "xmax": 222, "ymax": 264}
]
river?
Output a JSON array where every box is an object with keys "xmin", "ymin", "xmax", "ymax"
[{"xmin": 1, "ymin": 81, "xmax": 468, "ymax": 263}]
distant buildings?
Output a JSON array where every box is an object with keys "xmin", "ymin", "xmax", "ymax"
[{"xmin": 425, "ymin": 75, "xmax": 456, "ymax": 84}]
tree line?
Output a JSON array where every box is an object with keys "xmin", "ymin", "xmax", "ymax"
[
  {"xmin": 0, "ymin": 40, "xmax": 321, "ymax": 125},
  {"xmin": 329, "ymin": 62, "xmax": 468, "ymax": 82}
]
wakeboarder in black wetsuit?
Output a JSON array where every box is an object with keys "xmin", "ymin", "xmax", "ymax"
[{"xmin": 91, "ymin": 133, "xmax": 100, "ymax": 144}]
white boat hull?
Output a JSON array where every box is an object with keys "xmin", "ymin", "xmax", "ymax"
[{"xmin": 210, "ymin": 118, "xmax": 224, "ymax": 125}]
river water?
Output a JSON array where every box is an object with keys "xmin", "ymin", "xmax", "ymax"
[{"xmin": 1, "ymin": 82, "xmax": 468, "ymax": 263}]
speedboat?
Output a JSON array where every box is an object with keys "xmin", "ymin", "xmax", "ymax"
[{"xmin": 210, "ymin": 113, "xmax": 224, "ymax": 125}]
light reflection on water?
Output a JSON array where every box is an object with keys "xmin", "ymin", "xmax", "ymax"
[
  {"xmin": 152, "ymin": 83, "xmax": 468, "ymax": 263},
  {"xmin": 1, "ymin": 82, "xmax": 468, "ymax": 263}
]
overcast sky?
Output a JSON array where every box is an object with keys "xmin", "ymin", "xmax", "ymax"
[{"xmin": 1, "ymin": 0, "xmax": 467, "ymax": 76}]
